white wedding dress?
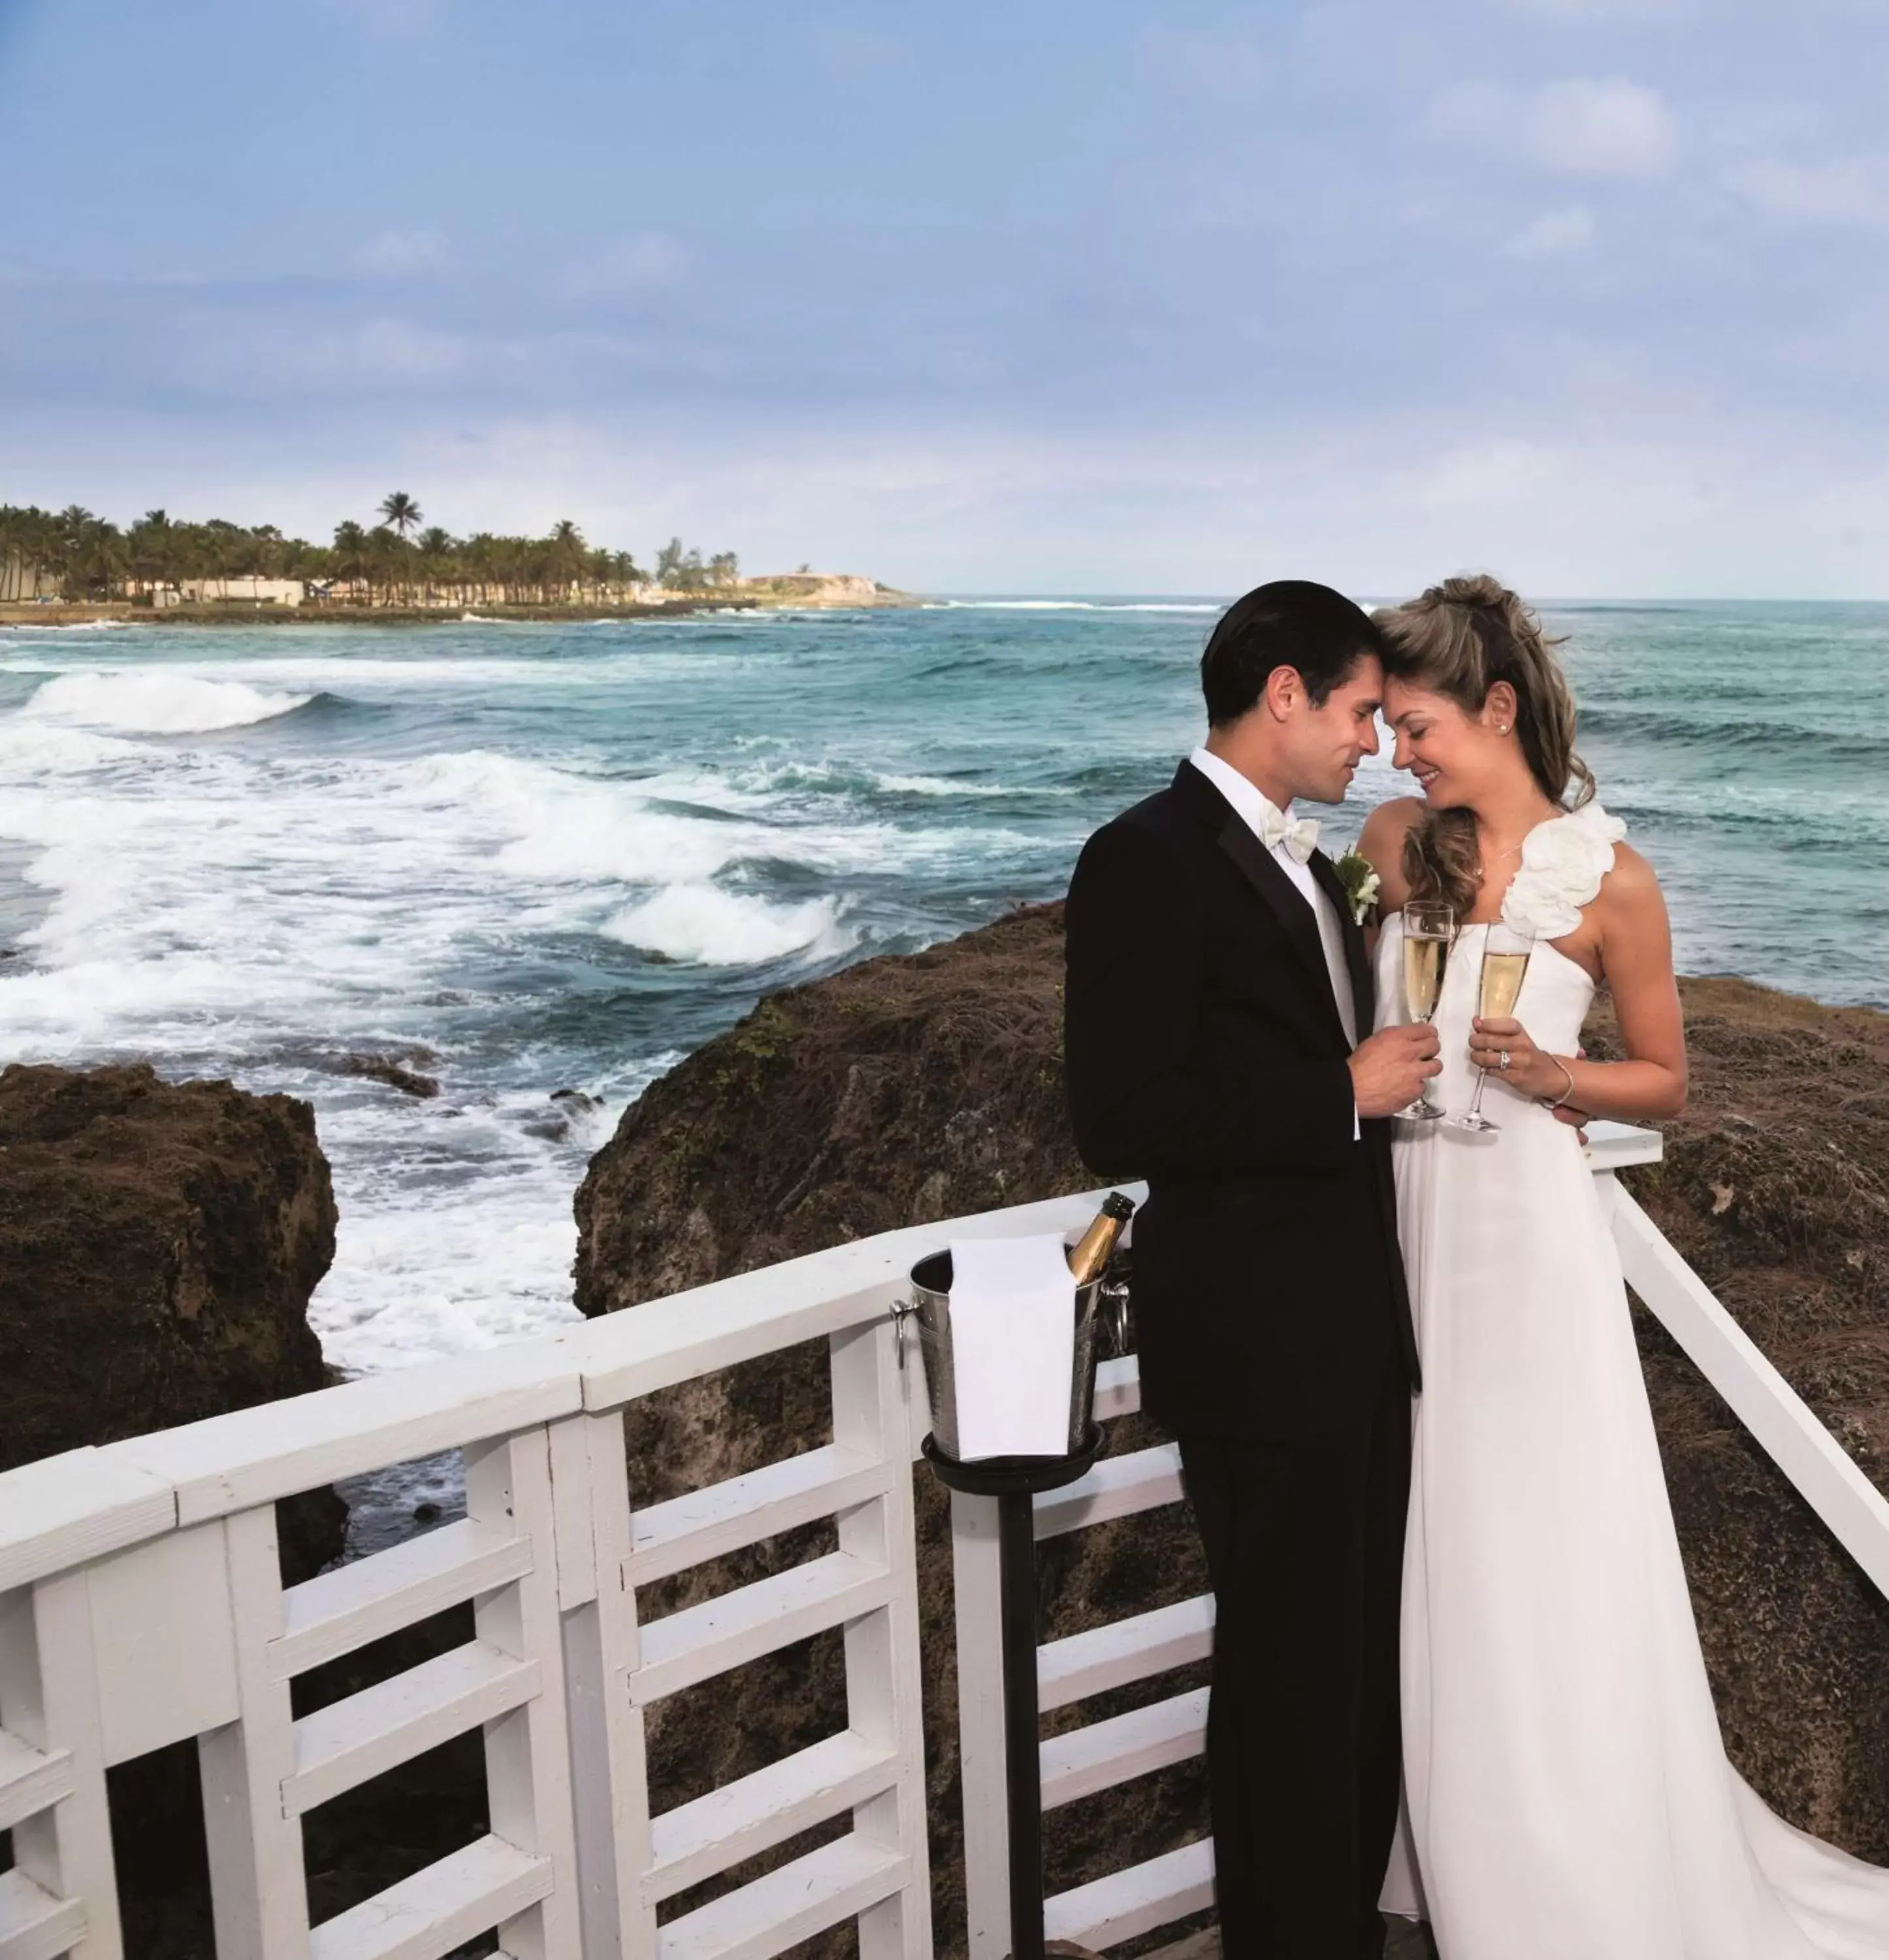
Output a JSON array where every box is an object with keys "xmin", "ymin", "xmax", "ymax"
[{"xmin": 1374, "ymin": 802, "xmax": 1889, "ymax": 1958}]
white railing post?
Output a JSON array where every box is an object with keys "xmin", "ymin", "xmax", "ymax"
[
  {"xmin": 948, "ymin": 1489, "xmax": 1010, "ymax": 1960},
  {"xmin": 463, "ymin": 1429, "xmax": 583, "ymax": 1960},
  {"xmin": 0, "ymin": 1573, "xmax": 123, "ymax": 1960},
  {"xmin": 552, "ymin": 1409, "xmax": 655, "ymax": 1960},
  {"xmin": 197, "ymin": 1506, "xmax": 310, "ymax": 1960},
  {"xmin": 829, "ymin": 1319, "xmax": 933, "ymax": 1960}
]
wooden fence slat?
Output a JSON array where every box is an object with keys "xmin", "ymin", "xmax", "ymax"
[
  {"xmin": 0, "ymin": 1729, "xmax": 73, "ymax": 1836},
  {"xmin": 557, "ymin": 1411, "xmax": 654, "ymax": 1960},
  {"xmin": 198, "ymin": 1507, "xmax": 308, "ymax": 1960},
  {"xmin": 630, "ymin": 1553, "xmax": 892, "ymax": 1705},
  {"xmin": 625, "ymin": 1445, "xmax": 889, "ymax": 1586},
  {"xmin": 306, "ymin": 1836, "xmax": 549, "ymax": 1960},
  {"xmin": 646, "ymin": 1732, "xmax": 901, "ymax": 1904},
  {"xmin": 1032, "ymin": 1443, "xmax": 1186, "ymax": 1539},
  {"xmin": 653, "ymin": 1837, "xmax": 908, "ymax": 1960},
  {"xmin": 283, "ymin": 1644, "xmax": 540, "ymax": 1817},
  {"xmin": 274, "ymin": 1520, "xmax": 534, "ymax": 1678},
  {"xmin": 1038, "ymin": 1688, "xmax": 1209, "ymax": 1810},
  {"xmin": 948, "ymin": 1488, "xmax": 1009, "ymax": 1960},
  {"xmin": 831, "ymin": 1320, "xmax": 932, "ymax": 1960},
  {"xmin": 0, "ymin": 1867, "xmax": 88, "ymax": 1960},
  {"xmin": 466, "ymin": 1429, "xmax": 583, "ymax": 1960},
  {"xmin": 1043, "ymin": 1840, "xmax": 1216, "ymax": 1953},
  {"xmin": 0, "ymin": 1573, "xmax": 122, "ymax": 1960},
  {"xmin": 1037, "ymin": 1596, "xmax": 1215, "ymax": 1713}
]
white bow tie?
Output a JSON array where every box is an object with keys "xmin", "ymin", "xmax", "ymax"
[{"xmin": 1259, "ymin": 806, "xmax": 1321, "ymax": 864}]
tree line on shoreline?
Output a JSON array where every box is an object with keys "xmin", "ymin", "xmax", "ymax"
[{"xmin": 0, "ymin": 493, "xmax": 744, "ymax": 607}]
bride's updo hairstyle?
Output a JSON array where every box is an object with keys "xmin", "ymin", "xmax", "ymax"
[{"xmin": 1374, "ymin": 574, "xmax": 1595, "ymax": 916}]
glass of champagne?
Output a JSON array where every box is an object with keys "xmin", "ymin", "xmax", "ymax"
[
  {"xmin": 1451, "ymin": 922, "xmax": 1534, "ymax": 1134},
  {"xmin": 1399, "ymin": 902, "xmax": 1455, "ymax": 1120}
]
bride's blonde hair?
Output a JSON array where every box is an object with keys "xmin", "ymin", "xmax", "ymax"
[{"xmin": 1373, "ymin": 574, "xmax": 1595, "ymax": 916}]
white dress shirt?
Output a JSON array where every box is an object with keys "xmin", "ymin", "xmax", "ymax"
[{"xmin": 1189, "ymin": 747, "xmax": 1361, "ymax": 1137}]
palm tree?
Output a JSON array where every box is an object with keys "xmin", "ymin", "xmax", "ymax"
[
  {"xmin": 378, "ymin": 492, "xmax": 423, "ymax": 603},
  {"xmin": 332, "ymin": 521, "xmax": 369, "ymax": 605},
  {"xmin": 416, "ymin": 525, "xmax": 454, "ymax": 605},
  {"xmin": 128, "ymin": 510, "xmax": 174, "ymax": 601},
  {"xmin": 368, "ymin": 526, "xmax": 404, "ymax": 608},
  {"xmin": 546, "ymin": 519, "xmax": 585, "ymax": 600},
  {"xmin": 378, "ymin": 491, "xmax": 423, "ymax": 540}
]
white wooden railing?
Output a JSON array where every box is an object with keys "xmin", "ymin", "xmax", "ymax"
[{"xmin": 3, "ymin": 1122, "xmax": 1886, "ymax": 1960}]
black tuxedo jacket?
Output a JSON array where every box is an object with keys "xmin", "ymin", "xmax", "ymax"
[{"xmin": 1064, "ymin": 761, "xmax": 1418, "ymax": 1440}]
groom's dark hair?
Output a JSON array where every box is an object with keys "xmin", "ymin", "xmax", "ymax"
[{"xmin": 1201, "ymin": 580, "xmax": 1385, "ymax": 726}]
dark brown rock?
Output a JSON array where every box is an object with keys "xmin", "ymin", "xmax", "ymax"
[
  {"xmin": 334, "ymin": 1053, "xmax": 440, "ymax": 1099},
  {"xmin": 575, "ymin": 904, "xmax": 1088, "ymax": 1313},
  {"xmin": 576, "ymin": 913, "xmax": 1889, "ymax": 1955},
  {"xmin": 0, "ymin": 1062, "xmax": 353, "ymax": 1959},
  {"xmin": 0, "ymin": 1060, "xmax": 346, "ymax": 1576}
]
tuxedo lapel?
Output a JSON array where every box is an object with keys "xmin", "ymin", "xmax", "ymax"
[
  {"xmin": 1310, "ymin": 849, "xmax": 1375, "ymax": 1039},
  {"xmin": 1215, "ymin": 817, "xmax": 1350, "ymax": 1047}
]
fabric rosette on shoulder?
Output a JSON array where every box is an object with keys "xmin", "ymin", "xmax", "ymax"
[{"xmin": 1502, "ymin": 802, "xmax": 1627, "ymax": 940}]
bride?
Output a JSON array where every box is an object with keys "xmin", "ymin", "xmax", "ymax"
[{"xmin": 1355, "ymin": 574, "xmax": 1889, "ymax": 1958}]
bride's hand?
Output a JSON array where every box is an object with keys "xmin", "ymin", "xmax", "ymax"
[{"xmin": 1468, "ymin": 1015, "xmax": 1563, "ymax": 1102}]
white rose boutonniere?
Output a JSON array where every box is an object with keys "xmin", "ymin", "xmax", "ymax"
[{"xmin": 1332, "ymin": 848, "xmax": 1381, "ymax": 927}]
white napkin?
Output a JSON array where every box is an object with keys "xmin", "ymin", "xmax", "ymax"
[{"xmin": 946, "ymin": 1233, "xmax": 1077, "ymax": 1460}]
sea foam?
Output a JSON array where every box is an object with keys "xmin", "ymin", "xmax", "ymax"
[
  {"xmin": 20, "ymin": 670, "xmax": 312, "ymax": 734},
  {"xmin": 602, "ymin": 885, "xmax": 850, "ymax": 966}
]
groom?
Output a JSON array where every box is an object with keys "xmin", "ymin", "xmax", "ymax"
[{"xmin": 1063, "ymin": 581, "xmax": 1436, "ymax": 1959}]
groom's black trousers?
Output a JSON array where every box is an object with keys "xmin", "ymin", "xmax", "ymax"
[{"xmin": 1179, "ymin": 1364, "xmax": 1411, "ymax": 1960}]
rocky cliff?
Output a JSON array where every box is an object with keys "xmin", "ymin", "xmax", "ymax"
[
  {"xmin": 0, "ymin": 1062, "xmax": 351, "ymax": 1957},
  {"xmin": 0, "ymin": 1062, "xmax": 340, "ymax": 1507},
  {"xmin": 575, "ymin": 907, "xmax": 1889, "ymax": 1950},
  {"xmin": 739, "ymin": 572, "xmax": 921, "ymax": 609}
]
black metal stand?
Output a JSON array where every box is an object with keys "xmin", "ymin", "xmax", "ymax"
[{"xmin": 924, "ymin": 1426, "xmax": 1108, "ymax": 1960}]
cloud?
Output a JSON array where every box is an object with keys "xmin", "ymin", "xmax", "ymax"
[
  {"xmin": 331, "ymin": 0, "xmax": 447, "ymax": 37},
  {"xmin": 1727, "ymin": 156, "xmax": 1889, "ymax": 227},
  {"xmin": 1493, "ymin": 0, "xmax": 1694, "ymax": 18},
  {"xmin": 1429, "ymin": 76, "xmax": 1679, "ymax": 178},
  {"xmin": 1140, "ymin": 25, "xmax": 1273, "ymax": 101},
  {"xmin": 353, "ymin": 229, "xmax": 447, "ymax": 276},
  {"xmin": 1414, "ymin": 438, "xmax": 1559, "ymax": 512},
  {"xmin": 187, "ymin": 316, "xmax": 479, "ymax": 393},
  {"xmin": 812, "ymin": 25, "xmax": 907, "ymax": 80},
  {"xmin": 1508, "ymin": 204, "xmax": 1599, "ymax": 256},
  {"xmin": 559, "ymin": 233, "xmax": 688, "ymax": 301}
]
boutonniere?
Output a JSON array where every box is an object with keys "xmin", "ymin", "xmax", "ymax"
[{"xmin": 1332, "ymin": 848, "xmax": 1381, "ymax": 926}]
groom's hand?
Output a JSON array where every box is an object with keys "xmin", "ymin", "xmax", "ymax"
[{"xmin": 1349, "ymin": 1024, "xmax": 1442, "ymax": 1119}]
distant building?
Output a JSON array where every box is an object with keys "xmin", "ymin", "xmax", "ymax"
[
  {"xmin": 165, "ymin": 577, "xmax": 305, "ymax": 607},
  {"xmin": 0, "ymin": 555, "xmax": 59, "ymax": 602}
]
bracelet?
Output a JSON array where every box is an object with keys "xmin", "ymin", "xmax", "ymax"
[{"xmin": 1543, "ymin": 1056, "xmax": 1576, "ymax": 1109}]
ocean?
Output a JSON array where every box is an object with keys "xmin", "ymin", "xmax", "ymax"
[{"xmin": 3, "ymin": 598, "xmax": 1884, "ymax": 1382}]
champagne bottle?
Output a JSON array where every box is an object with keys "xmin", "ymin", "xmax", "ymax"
[{"xmin": 1067, "ymin": 1191, "xmax": 1135, "ymax": 1285}]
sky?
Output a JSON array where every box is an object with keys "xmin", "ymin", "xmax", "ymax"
[{"xmin": 2, "ymin": 0, "xmax": 1886, "ymax": 596}]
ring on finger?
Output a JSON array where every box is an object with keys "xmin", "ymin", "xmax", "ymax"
[{"xmin": 1498, "ymin": 1050, "xmax": 1511, "ymax": 1072}]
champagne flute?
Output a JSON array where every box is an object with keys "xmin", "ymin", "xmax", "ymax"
[
  {"xmin": 1451, "ymin": 921, "xmax": 1534, "ymax": 1134},
  {"xmin": 1398, "ymin": 902, "xmax": 1455, "ymax": 1121}
]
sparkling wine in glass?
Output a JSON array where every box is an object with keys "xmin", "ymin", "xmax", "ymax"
[
  {"xmin": 1451, "ymin": 922, "xmax": 1534, "ymax": 1134},
  {"xmin": 1398, "ymin": 902, "xmax": 1455, "ymax": 1121}
]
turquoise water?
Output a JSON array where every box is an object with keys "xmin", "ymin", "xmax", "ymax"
[{"xmin": 1, "ymin": 598, "xmax": 1882, "ymax": 1372}]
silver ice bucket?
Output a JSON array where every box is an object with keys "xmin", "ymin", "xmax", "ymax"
[{"xmin": 901, "ymin": 1247, "xmax": 1127, "ymax": 1460}]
